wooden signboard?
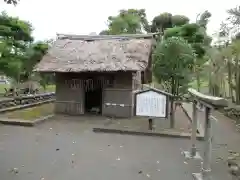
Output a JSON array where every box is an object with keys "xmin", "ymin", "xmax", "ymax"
[{"xmin": 135, "ymin": 89, "xmax": 168, "ymax": 118}]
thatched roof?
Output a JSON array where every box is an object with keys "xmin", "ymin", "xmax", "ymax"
[{"xmin": 34, "ymin": 33, "xmax": 156, "ymax": 72}]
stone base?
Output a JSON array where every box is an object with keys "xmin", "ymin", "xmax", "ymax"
[
  {"xmin": 192, "ymin": 172, "xmax": 212, "ymax": 180},
  {"xmin": 182, "ymin": 151, "xmax": 202, "ymax": 160}
]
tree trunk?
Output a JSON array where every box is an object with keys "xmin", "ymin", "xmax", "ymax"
[
  {"xmin": 227, "ymin": 61, "xmax": 234, "ymax": 101},
  {"xmin": 208, "ymin": 70, "xmax": 214, "ymax": 95},
  {"xmin": 214, "ymin": 84, "xmax": 220, "ymax": 96},
  {"xmin": 236, "ymin": 62, "xmax": 240, "ymax": 104},
  {"xmin": 170, "ymin": 77, "xmax": 175, "ymax": 128},
  {"xmin": 196, "ymin": 68, "xmax": 201, "ymax": 92}
]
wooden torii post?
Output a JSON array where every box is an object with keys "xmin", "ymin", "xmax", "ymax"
[{"xmin": 184, "ymin": 88, "xmax": 228, "ymax": 180}]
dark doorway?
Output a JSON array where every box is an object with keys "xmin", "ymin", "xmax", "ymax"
[{"xmin": 84, "ymin": 87, "xmax": 102, "ymax": 114}]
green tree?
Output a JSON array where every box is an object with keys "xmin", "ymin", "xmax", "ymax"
[
  {"xmin": 4, "ymin": 0, "xmax": 18, "ymax": 5},
  {"xmin": 150, "ymin": 13, "xmax": 189, "ymax": 33},
  {"xmin": 216, "ymin": 6, "xmax": 240, "ymax": 104},
  {"xmin": 194, "ymin": 11, "xmax": 212, "ymax": 91},
  {"xmin": 22, "ymin": 42, "xmax": 49, "ymax": 78},
  {"xmin": 153, "ymin": 37, "xmax": 195, "ymax": 96},
  {"xmin": 0, "ymin": 11, "xmax": 33, "ymax": 82},
  {"xmin": 21, "ymin": 40, "xmax": 54, "ymax": 90},
  {"xmin": 153, "ymin": 37, "xmax": 195, "ymax": 127},
  {"xmin": 99, "ymin": 30, "xmax": 109, "ymax": 35},
  {"xmin": 229, "ymin": 39, "xmax": 240, "ymax": 104},
  {"xmin": 227, "ymin": 6, "xmax": 240, "ymax": 31},
  {"xmin": 164, "ymin": 21, "xmax": 208, "ymax": 91},
  {"xmin": 101, "ymin": 9, "xmax": 149, "ymax": 35}
]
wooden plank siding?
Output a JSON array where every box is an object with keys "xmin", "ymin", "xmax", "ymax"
[{"xmin": 54, "ymin": 71, "xmax": 141, "ymax": 118}]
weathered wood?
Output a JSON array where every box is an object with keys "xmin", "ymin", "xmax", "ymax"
[
  {"xmin": 188, "ymin": 88, "xmax": 228, "ymax": 108},
  {"xmin": 181, "ymin": 102, "xmax": 204, "ymax": 135},
  {"xmin": 55, "ymin": 101, "xmax": 84, "ymax": 115},
  {"xmin": 0, "ymin": 92, "xmax": 55, "ymax": 110},
  {"xmin": 141, "ymin": 84, "xmax": 174, "ymax": 97}
]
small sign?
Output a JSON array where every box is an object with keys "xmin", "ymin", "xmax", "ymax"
[{"xmin": 135, "ymin": 90, "xmax": 167, "ymax": 118}]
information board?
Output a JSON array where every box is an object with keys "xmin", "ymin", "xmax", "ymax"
[{"xmin": 136, "ymin": 90, "xmax": 167, "ymax": 118}]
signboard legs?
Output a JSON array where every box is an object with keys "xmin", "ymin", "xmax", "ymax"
[
  {"xmin": 191, "ymin": 101, "xmax": 198, "ymax": 156},
  {"xmin": 148, "ymin": 118, "xmax": 153, "ymax": 130},
  {"xmin": 183, "ymin": 101, "xmax": 202, "ymax": 160},
  {"xmin": 193, "ymin": 107, "xmax": 212, "ymax": 180},
  {"xmin": 170, "ymin": 99, "xmax": 175, "ymax": 128}
]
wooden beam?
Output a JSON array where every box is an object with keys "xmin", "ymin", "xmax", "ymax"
[
  {"xmin": 56, "ymin": 33, "xmax": 161, "ymax": 40},
  {"xmin": 188, "ymin": 88, "xmax": 228, "ymax": 108}
]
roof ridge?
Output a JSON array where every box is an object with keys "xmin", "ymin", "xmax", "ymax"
[{"xmin": 56, "ymin": 33, "xmax": 160, "ymax": 41}]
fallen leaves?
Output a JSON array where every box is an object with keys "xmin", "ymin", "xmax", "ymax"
[
  {"xmin": 9, "ymin": 168, "xmax": 19, "ymax": 174},
  {"xmin": 146, "ymin": 174, "xmax": 151, "ymax": 178},
  {"xmin": 228, "ymin": 150, "xmax": 240, "ymax": 161}
]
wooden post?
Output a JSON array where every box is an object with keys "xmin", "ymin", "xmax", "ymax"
[
  {"xmin": 182, "ymin": 100, "xmax": 201, "ymax": 160},
  {"xmin": 187, "ymin": 88, "xmax": 228, "ymax": 180},
  {"xmin": 191, "ymin": 100, "xmax": 198, "ymax": 157},
  {"xmin": 201, "ymin": 107, "xmax": 212, "ymax": 178},
  {"xmin": 148, "ymin": 118, "xmax": 153, "ymax": 130},
  {"xmin": 170, "ymin": 97, "xmax": 175, "ymax": 128}
]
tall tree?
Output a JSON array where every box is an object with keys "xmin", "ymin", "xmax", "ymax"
[
  {"xmin": 229, "ymin": 39, "xmax": 240, "ymax": 104},
  {"xmin": 3, "ymin": 0, "xmax": 18, "ymax": 5},
  {"xmin": 22, "ymin": 42, "xmax": 49, "ymax": 78},
  {"xmin": 194, "ymin": 11, "xmax": 212, "ymax": 91},
  {"xmin": 101, "ymin": 9, "xmax": 149, "ymax": 35},
  {"xmin": 227, "ymin": 6, "xmax": 240, "ymax": 35},
  {"xmin": 153, "ymin": 37, "xmax": 195, "ymax": 96},
  {"xmin": 150, "ymin": 13, "xmax": 189, "ymax": 33},
  {"xmin": 25, "ymin": 41, "xmax": 52, "ymax": 90},
  {"xmin": 0, "ymin": 11, "xmax": 33, "ymax": 82},
  {"xmin": 222, "ymin": 6, "xmax": 240, "ymax": 104},
  {"xmin": 153, "ymin": 37, "xmax": 195, "ymax": 127}
]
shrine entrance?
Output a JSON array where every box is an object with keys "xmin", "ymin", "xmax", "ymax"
[
  {"xmin": 82, "ymin": 76, "xmax": 111, "ymax": 115},
  {"xmin": 84, "ymin": 87, "xmax": 102, "ymax": 114}
]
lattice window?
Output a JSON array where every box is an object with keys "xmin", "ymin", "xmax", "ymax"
[{"xmin": 65, "ymin": 76, "xmax": 115, "ymax": 91}]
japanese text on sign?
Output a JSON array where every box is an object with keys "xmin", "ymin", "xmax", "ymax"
[{"xmin": 136, "ymin": 91, "xmax": 167, "ymax": 117}]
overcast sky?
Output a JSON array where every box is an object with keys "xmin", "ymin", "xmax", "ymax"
[{"xmin": 0, "ymin": 0, "xmax": 239, "ymax": 41}]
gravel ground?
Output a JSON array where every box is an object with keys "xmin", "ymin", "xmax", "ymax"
[
  {"xmin": 0, "ymin": 117, "xmax": 195, "ymax": 180},
  {"xmin": 0, "ymin": 108, "xmax": 239, "ymax": 180}
]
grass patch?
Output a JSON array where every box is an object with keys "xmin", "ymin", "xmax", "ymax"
[
  {"xmin": 188, "ymin": 79, "xmax": 208, "ymax": 89},
  {"xmin": 44, "ymin": 85, "xmax": 56, "ymax": 92},
  {"xmin": 0, "ymin": 84, "xmax": 10, "ymax": 94},
  {"xmin": 3, "ymin": 103, "xmax": 54, "ymax": 120}
]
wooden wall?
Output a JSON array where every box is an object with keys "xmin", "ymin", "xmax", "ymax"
[
  {"xmin": 55, "ymin": 73, "xmax": 85, "ymax": 115},
  {"xmin": 54, "ymin": 71, "xmax": 138, "ymax": 118}
]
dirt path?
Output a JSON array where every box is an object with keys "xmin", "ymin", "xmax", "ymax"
[
  {"xmin": 182, "ymin": 103, "xmax": 240, "ymax": 179},
  {"xmin": 196, "ymin": 109, "xmax": 240, "ymax": 179},
  {"xmin": 0, "ymin": 118, "xmax": 194, "ymax": 180},
  {"xmin": 211, "ymin": 111, "xmax": 240, "ymax": 162}
]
